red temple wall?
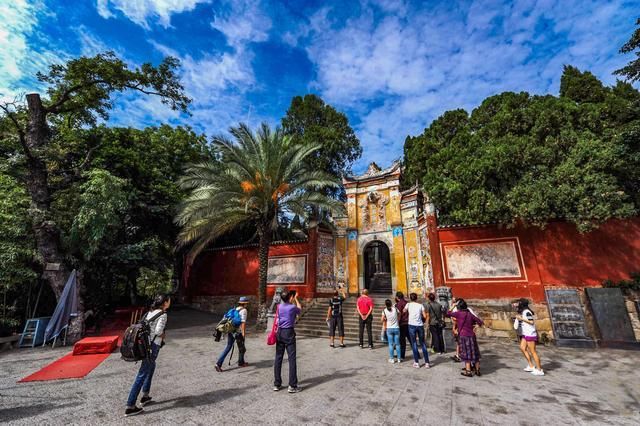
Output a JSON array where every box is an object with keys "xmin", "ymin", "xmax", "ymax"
[
  {"xmin": 435, "ymin": 218, "xmax": 640, "ymax": 303},
  {"xmin": 185, "ymin": 240, "xmax": 316, "ymax": 299}
]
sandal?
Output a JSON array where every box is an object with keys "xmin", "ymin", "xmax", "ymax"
[
  {"xmin": 461, "ymin": 370, "xmax": 473, "ymax": 377},
  {"xmin": 475, "ymin": 369, "xmax": 482, "ymax": 377},
  {"xmin": 330, "ymin": 344, "xmax": 335, "ymax": 348}
]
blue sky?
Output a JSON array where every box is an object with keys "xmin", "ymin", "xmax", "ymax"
[{"xmin": 1, "ymin": 0, "xmax": 637, "ymax": 173}]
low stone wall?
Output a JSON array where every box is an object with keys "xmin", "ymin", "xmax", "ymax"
[{"xmin": 466, "ymin": 299, "xmax": 553, "ymax": 343}]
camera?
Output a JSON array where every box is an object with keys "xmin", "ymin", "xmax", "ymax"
[
  {"xmin": 214, "ymin": 329, "xmax": 222, "ymax": 342},
  {"xmin": 290, "ymin": 290, "xmax": 297, "ymax": 298}
]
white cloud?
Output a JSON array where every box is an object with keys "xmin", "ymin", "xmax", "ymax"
[
  {"xmin": 0, "ymin": 0, "xmax": 66, "ymax": 101},
  {"xmin": 299, "ymin": 0, "xmax": 636, "ymax": 171},
  {"xmin": 96, "ymin": 0, "xmax": 211, "ymax": 29},
  {"xmin": 211, "ymin": 0, "xmax": 272, "ymax": 47}
]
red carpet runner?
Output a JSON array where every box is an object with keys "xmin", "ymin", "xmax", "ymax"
[{"xmin": 18, "ymin": 352, "xmax": 112, "ymax": 382}]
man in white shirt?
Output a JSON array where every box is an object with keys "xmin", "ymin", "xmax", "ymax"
[
  {"xmin": 403, "ymin": 293, "xmax": 430, "ymax": 368},
  {"xmin": 215, "ymin": 297, "xmax": 249, "ymax": 371}
]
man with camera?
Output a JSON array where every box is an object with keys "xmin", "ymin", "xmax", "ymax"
[
  {"xmin": 273, "ymin": 289, "xmax": 302, "ymax": 393},
  {"xmin": 326, "ymin": 287, "xmax": 347, "ymax": 348}
]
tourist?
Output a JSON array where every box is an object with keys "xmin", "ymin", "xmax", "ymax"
[
  {"xmin": 273, "ymin": 289, "xmax": 302, "ymax": 393},
  {"xmin": 215, "ymin": 297, "xmax": 250, "ymax": 372},
  {"xmin": 395, "ymin": 291, "xmax": 409, "ymax": 360},
  {"xmin": 357, "ymin": 289, "xmax": 374, "ymax": 349},
  {"xmin": 125, "ymin": 294, "xmax": 170, "ymax": 417},
  {"xmin": 516, "ymin": 298, "xmax": 544, "ymax": 376},
  {"xmin": 326, "ymin": 288, "xmax": 347, "ymax": 348},
  {"xmin": 447, "ymin": 298, "xmax": 483, "ymax": 377},
  {"xmin": 426, "ymin": 293, "xmax": 446, "ymax": 355},
  {"xmin": 404, "ymin": 292, "xmax": 430, "ymax": 368},
  {"xmin": 381, "ymin": 299, "xmax": 401, "ymax": 363}
]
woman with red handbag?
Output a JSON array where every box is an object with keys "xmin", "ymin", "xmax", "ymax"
[{"xmin": 272, "ymin": 290, "xmax": 302, "ymax": 393}]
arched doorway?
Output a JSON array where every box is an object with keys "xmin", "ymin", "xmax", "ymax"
[{"xmin": 363, "ymin": 241, "xmax": 392, "ymax": 294}]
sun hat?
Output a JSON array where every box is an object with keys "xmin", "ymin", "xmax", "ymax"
[{"xmin": 238, "ymin": 296, "xmax": 250, "ymax": 304}]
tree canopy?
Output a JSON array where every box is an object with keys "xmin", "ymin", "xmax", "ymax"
[
  {"xmin": 615, "ymin": 18, "xmax": 640, "ymax": 83},
  {"xmin": 282, "ymin": 94, "xmax": 361, "ymax": 197},
  {"xmin": 404, "ymin": 66, "xmax": 640, "ymax": 231}
]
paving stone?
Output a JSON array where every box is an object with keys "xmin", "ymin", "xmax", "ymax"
[{"xmin": 0, "ymin": 307, "xmax": 638, "ymax": 425}]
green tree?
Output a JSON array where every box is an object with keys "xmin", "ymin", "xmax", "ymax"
[
  {"xmin": 176, "ymin": 123, "xmax": 342, "ymax": 327},
  {"xmin": 0, "ymin": 51, "xmax": 190, "ymax": 340},
  {"xmin": 403, "ymin": 67, "xmax": 640, "ymax": 230},
  {"xmin": 282, "ymin": 94, "xmax": 361, "ymax": 198},
  {"xmin": 615, "ymin": 18, "xmax": 640, "ymax": 82},
  {"xmin": 0, "ymin": 174, "xmax": 36, "ymax": 332}
]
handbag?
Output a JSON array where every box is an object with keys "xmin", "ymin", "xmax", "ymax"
[{"xmin": 267, "ymin": 306, "xmax": 279, "ymax": 346}]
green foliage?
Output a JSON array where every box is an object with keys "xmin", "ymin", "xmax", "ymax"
[
  {"xmin": 0, "ymin": 174, "xmax": 36, "ymax": 290},
  {"xmin": 603, "ymin": 272, "xmax": 640, "ymax": 294},
  {"xmin": 70, "ymin": 169, "xmax": 129, "ymax": 259},
  {"xmin": 615, "ymin": 18, "xmax": 640, "ymax": 83},
  {"xmin": 136, "ymin": 267, "xmax": 174, "ymax": 298},
  {"xmin": 404, "ymin": 67, "xmax": 640, "ymax": 230},
  {"xmin": 282, "ymin": 94, "xmax": 361, "ymax": 196},
  {"xmin": 0, "ymin": 174, "xmax": 36, "ymax": 325},
  {"xmin": 176, "ymin": 122, "xmax": 344, "ymax": 261},
  {"xmin": 40, "ymin": 51, "xmax": 190, "ymax": 125}
]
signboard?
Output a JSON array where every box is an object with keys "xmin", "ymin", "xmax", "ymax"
[
  {"xmin": 316, "ymin": 233, "xmax": 335, "ymax": 293},
  {"xmin": 442, "ymin": 238, "xmax": 525, "ymax": 282},
  {"xmin": 545, "ymin": 289, "xmax": 594, "ymax": 348},
  {"xmin": 585, "ymin": 288, "xmax": 638, "ymax": 349},
  {"xmin": 267, "ymin": 256, "xmax": 306, "ymax": 284}
]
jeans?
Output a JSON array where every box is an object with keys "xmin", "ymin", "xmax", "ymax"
[
  {"xmin": 217, "ymin": 332, "xmax": 246, "ymax": 366},
  {"xmin": 408, "ymin": 325, "xmax": 430, "ymax": 364},
  {"xmin": 399, "ymin": 324, "xmax": 409, "ymax": 359},
  {"xmin": 274, "ymin": 328, "xmax": 297, "ymax": 388},
  {"xmin": 127, "ymin": 343, "xmax": 160, "ymax": 407},
  {"xmin": 386, "ymin": 328, "xmax": 400, "ymax": 359},
  {"xmin": 359, "ymin": 315, "xmax": 373, "ymax": 347},
  {"xmin": 429, "ymin": 324, "xmax": 445, "ymax": 353}
]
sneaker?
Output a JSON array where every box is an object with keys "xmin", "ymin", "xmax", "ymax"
[
  {"xmin": 413, "ymin": 362, "xmax": 420, "ymax": 369},
  {"xmin": 273, "ymin": 385, "xmax": 282, "ymax": 391},
  {"xmin": 238, "ymin": 362, "xmax": 249, "ymax": 368},
  {"xmin": 369, "ymin": 345, "xmax": 374, "ymax": 350},
  {"xmin": 359, "ymin": 344, "xmax": 364, "ymax": 349},
  {"xmin": 288, "ymin": 386, "xmax": 301, "ymax": 393},
  {"xmin": 388, "ymin": 358, "xmax": 395, "ymax": 364},
  {"xmin": 140, "ymin": 396, "xmax": 152, "ymax": 406},
  {"xmin": 531, "ymin": 368, "xmax": 545, "ymax": 376},
  {"xmin": 214, "ymin": 364, "xmax": 223, "ymax": 373},
  {"xmin": 124, "ymin": 406, "xmax": 144, "ymax": 417},
  {"xmin": 524, "ymin": 366, "xmax": 534, "ymax": 372},
  {"xmin": 423, "ymin": 363, "xmax": 431, "ymax": 369},
  {"xmin": 340, "ymin": 344, "xmax": 346, "ymax": 348},
  {"xmin": 330, "ymin": 344, "xmax": 335, "ymax": 348},
  {"xmin": 395, "ymin": 358, "xmax": 401, "ymax": 363}
]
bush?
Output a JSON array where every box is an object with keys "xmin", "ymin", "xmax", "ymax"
[{"xmin": 602, "ymin": 272, "xmax": 640, "ymax": 294}]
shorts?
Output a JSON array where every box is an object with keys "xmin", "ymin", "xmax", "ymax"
[
  {"xmin": 521, "ymin": 335, "xmax": 538, "ymax": 342},
  {"xmin": 329, "ymin": 316, "xmax": 344, "ymax": 337}
]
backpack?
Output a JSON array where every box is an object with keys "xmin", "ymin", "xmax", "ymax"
[
  {"xmin": 120, "ymin": 310, "xmax": 166, "ymax": 362},
  {"xmin": 215, "ymin": 307, "xmax": 243, "ymax": 335}
]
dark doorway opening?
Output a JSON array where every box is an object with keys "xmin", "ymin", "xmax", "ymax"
[{"xmin": 363, "ymin": 241, "xmax": 392, "ymax": 294}]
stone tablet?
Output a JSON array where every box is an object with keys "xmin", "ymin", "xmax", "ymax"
[
  {"xmin": 545, "ymin": 289, "xmax": 595, "ymax": 348},
  {"xmin": 585, "ymin": 288, "xmax": 638, "ymax": 349}
]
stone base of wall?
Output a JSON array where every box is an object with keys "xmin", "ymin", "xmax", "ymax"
[
  {"xmin": 625, "ymin": 297, "xmax": 640, "ymax": 341},
  {"xmin": 467, "ymin": 299, "xmax": 553, "ymax": 343}
]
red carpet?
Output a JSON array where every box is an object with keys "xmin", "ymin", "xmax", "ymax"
[
  {"xmin": 72, "ymin": 336, "xmax": 118, "ymax": 355},
  {"xmin": 18, "ymin": 352, "xmax": 112, "ymax": 382}
]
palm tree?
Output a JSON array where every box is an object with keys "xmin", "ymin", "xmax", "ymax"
[{"xmin": 175, "ymin": 123, "xmax": 343, "ymax": 326}]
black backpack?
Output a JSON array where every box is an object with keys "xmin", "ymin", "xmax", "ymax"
[{"xmin": 120, "ymin": 310, "xmax": 165, "ymax": 362}]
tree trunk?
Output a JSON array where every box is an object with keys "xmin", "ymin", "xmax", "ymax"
[
  {"xmin": 24, "ymin": 93, "xmax": 84, "ymax": 341},
  {"xmin": 256, "ymin": 223, "xmax": 272, "ymax": 330}
]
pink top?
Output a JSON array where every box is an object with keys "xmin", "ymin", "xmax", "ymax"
[{"xmin": 357, "ymin": 296, "xmax": 374, "ymax": 317}]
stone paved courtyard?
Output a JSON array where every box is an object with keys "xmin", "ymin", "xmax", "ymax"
[{"xmin": 1, "ymin": 307, "xmax": 639, "ymax": 425}]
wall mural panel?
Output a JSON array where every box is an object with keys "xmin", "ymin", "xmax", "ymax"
[
  {"xmin": 267, "ymin": 256, "xmax": 307, "ymax": 283},
  {"xmin": 443, "ymin": 239, "xmax": 523, "ymax": 281},
  {"xmin": 419, "ymin": 227, "xmax": 434, "ymax": 291},
  {"xmin": 317, "ymin": 233, "xmax": 335, "ymax": 293}
]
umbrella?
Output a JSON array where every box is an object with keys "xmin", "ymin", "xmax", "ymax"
[{"xmin": 43, "ymin": 269, "xmax": 79, "ymax": 343}]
